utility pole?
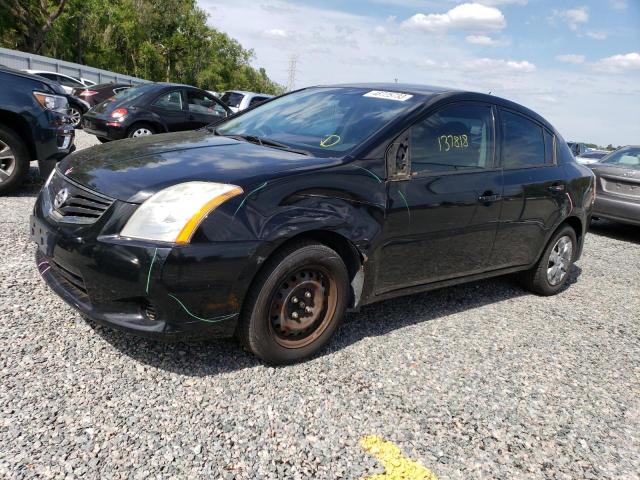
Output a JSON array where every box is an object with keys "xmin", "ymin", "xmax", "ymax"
[{"xmin": 286, "ymin": 54, "xmax": 298, "ymax": 92}]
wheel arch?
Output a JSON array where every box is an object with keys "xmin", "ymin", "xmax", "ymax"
[
  {"xmin": 127, "ymin": 119, "xmax": 165, "ymax": 135},
  {"xmin": 245, "ymin": 229, "xmax": 366, "ymax": 310},
  {"xmin": 0, "ymin": 109, "xmax": 36, "ymax": 160}
]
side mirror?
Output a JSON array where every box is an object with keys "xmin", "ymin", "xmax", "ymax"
[{"xmin": 386, "ymin": 133, "xmax": 410, "ymax": 180}]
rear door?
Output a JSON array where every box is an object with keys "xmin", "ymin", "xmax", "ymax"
[
  {"xmin": 185, "ymin": 89, "xmax": 229, "ymax": 129},
  {"xmin": 149, "ymin": 89, "xmax": 189, "ymax": 132},
  {"xmin": 377, "ymin": 102, "xmax": 503, "ymax": 293},
  {"xmin": 489, "ymin": 109, "xmax": 567, "ymax": 269}
]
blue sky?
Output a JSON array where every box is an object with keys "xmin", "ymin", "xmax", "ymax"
[{"xmin": 201, "ymin": 0, "xmax": 639, "ymax": 146}]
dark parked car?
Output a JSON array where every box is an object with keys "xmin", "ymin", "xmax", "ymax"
[
  {"xmin": 0, "ymin": 66, "xmax": 74, "ymax": 194},
  {"xmin": 72, "ymin": 82, "xmax": 132, "ymax": 108},
  {"xmin": 589, "ymin": 146, "xmax": 640, "ymax": 226},
  {"xmin": 82, "ymin": 83, "xmax": 231, "ymax": 142},
  {"xmin": 575, "ymin": 149, "xmax": 609, "ymax": 165},
  {"xmin": 32, "ymin": 84, "xmax": 594, "ymax": 364}
]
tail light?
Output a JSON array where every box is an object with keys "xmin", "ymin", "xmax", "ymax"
[
  {"xmin": 111, "ymin": 108, "xmax": 128, "ymax": 119},
  {"xmin": 80, "ymin": 90, "xmax": 98, "ymax": 97}
]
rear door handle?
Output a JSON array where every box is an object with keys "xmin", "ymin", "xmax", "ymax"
[
  {"xmin": 478, "ymin": 194, "xmax": 501, "ymax": 203},
  {"xmin": 549, "ymin": 182, "xmax": 565, "ymax": 192}
]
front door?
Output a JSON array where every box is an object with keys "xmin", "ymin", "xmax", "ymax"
[
  {"xmin": 376, "ymin": 102, "xmax": 503, "ymax": 294},
  {"xmin": 185, "ymin": 90, "xmax": 229, "ymax": 129}
]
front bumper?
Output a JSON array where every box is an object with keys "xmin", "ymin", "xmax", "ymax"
[
  {"xmin": 593, "ymin": 194, "xmax": 640, "ymax": 226},
  {"xmin": 35, "ymin": 113, "xmax": 75, "ymax": 178},
  {"xmin": 31, "ymin": 181, "xmax": 263, "ymax": 339}
]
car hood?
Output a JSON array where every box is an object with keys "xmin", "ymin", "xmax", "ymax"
[{"xmin": 58, "ymin": 131, "xmax": 341, "ymax": 202}]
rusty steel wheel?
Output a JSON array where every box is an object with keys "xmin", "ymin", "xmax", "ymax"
[
  {"xmin": 238, "ymin": 241, "xmax": 350, "ymax": 364},
  {"xmin": 268, "ymin": 266, "xmax": 338, "ymax": 349}
]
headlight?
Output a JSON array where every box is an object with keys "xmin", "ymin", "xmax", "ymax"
[
  {"xmin": 33, "ymin": 91, "xmax": 68, "ymax": 113},
  {"xmin": 120, "ymin": 182, "xmax": 243, "ymax": 244}
]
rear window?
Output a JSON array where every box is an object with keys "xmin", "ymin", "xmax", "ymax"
[
  {"xmin": 221, "ymin": 92, "xmax": 245, "ymax": 108},
  {"xmin": 114, "ymin": 84, "xmax": 153, "ymax": 101}
]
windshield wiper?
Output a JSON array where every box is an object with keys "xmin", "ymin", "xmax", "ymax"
[{"xmin": 212, "ymin": 131, "xmax": 311, "ymax": 156}]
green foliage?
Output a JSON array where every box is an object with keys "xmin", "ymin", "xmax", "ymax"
[{"xmin": 0, "ymin": 0, "xmax": 284, "ymax": 94}]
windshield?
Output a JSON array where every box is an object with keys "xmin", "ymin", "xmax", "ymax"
[
  {"xmin": 215, "ymin": 87, "xmax": 420, "ymax": 156},
  {"xmin": 221, "ymin": 91, "xmax": 245, "ymax": 108},
  {"xmin": 114, "ymin": 84, "xmax": 154, "ymax": 101},
  {"xmin": 601, "ymin": 147, "xmax": 640, "ymax": 169}
]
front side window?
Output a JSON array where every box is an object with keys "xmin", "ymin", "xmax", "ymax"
[
  {"xmin": 501, "ymin": 110, "xmax": 545, "ymax": 168},
  {"xmin": 215, "ymin": 87, "xmax": 420, "ymax": 157},
  {"xmin": 601, "ymin": 147, "xmax": 640, "ymax": 169},
  {"xmin": 187, "ymin": 90, "xmax": 226, "ymax": 117},
  {"xmin": 152, "ymin": 90, "xmax": 183, "ymax": 111},
  {"xmin": 411, "ymin": 104, "xmax": 494, "ymax": 174}
]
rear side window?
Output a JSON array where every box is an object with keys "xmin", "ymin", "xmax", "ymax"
[
  {"xmin": 411, "ymin": 104, "xmax": 494, "ymax": 173},
  {"xmin": 249, "ymin": 96, "xmax": 269, "ymax": 107},
  {"xmin": 500, "ymin": 110, "xmax": 545, "ymax": 168},
  {"xmin": 152, "ymin": 90, "xmax": 183, "ymax": 110},
  {"xmin": 221, "ymin": 92, "xmax": 244, "ymax": 108}
]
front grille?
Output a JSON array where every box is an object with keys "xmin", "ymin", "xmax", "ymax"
[{"xmin": 47, "ymin": 171, "xmax": 115, "ymax": 224}]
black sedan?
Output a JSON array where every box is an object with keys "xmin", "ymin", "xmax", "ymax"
[
  {"xmin": 82, "ymin": 83, "xmax": 231, "ymax": 142},
  {"xmin": 589, "ymin": 146, "xmax": 640, "ymax": 226},
  {"xmin": 31, "ymin": 84, "xmax": 595, "ymax": 364},
  {"xmin": 72, "ymin": 82, "xmax": 132, "ymax": 108}
]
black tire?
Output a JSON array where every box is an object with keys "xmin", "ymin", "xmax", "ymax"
[
  {"xmin": 520, "ymin": 225, "xmax": 577, "ymax": 296},
  {"xmin": 238, "ymin": 241, "xmax": 350, "ymax": 365},
  {"xmin": 127, "ymin": 123, "xmax": 155, "ymax": 138},
  {"xmin": 97, "ymin": 137, "xmax": 110, "ymax": 143},
  {"xmin": 0, "ymin": 125, "xmax": 30, "ymax": 195}
]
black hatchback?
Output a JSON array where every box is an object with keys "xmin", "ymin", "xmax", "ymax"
[
  {"xmin": 33, "ymin": 84, "xmax": 595, "ymax": 364},
  {"xmin": 82, "ymin": 83, "xmax": 231, "ymax": 142}
]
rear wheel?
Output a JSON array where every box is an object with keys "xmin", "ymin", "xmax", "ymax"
[
  {"xmin": 97, "ymin": 137, "xmax": 110, "ymax": 143},
  {"xmin": 0, "ymin": 125, "xmax": 29, "ymax": 194},
  {"xmin": 127, "ymin": 123, "xmax": 155, "ymax": 138},
  {"xmin": 520, "ymin": 225, "xmax": 577, "ymax": 296},
  {"xmin": 238, "ymin": 241, "xmax": 349, "ymax": 364}
]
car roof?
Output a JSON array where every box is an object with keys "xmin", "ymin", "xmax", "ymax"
[
  {"xmin": 0, "ymin": 65, "xmax": 59, "ymax": 86},
  {"xmin": 316, "ymin": 83, "xmax": 556, "ymax": 133},
  {"xmin": 224, "ymin": 90, "xmax": 272, "ymax": 97}
]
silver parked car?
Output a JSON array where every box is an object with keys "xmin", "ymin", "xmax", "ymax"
[
  {"xmin": 589, "ymin": 146, "xmax": 640, "ymax": 226},
  {"xmin": 220, "ymin": 90, "xmax": 273, "ymax": 113},
  {"xmin": 576, "ymin": 150, "xmax": 609, "ymax": 165}
]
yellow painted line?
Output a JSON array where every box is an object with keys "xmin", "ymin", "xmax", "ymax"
[{"xmin": 361, "ymin": 435, "xmax": 438, "ymax": 480}]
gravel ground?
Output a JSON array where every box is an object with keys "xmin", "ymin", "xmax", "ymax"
[{"xmin": 1, "ymin": 131, "xmax": 639, "ymax": 479}]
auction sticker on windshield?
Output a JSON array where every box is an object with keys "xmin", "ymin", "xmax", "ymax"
[{"xmin": 363, "ymin": 90, "xmax": 413, "ymax": 102}]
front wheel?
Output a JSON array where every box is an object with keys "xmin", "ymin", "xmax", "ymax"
[
  {"xmin": 520, "ymin": 225, "xmax": 577, "ymax": 296},
  {"xmin": 238, "ymin": 241, "xmax": 350, "ymax": 364},
  {"xmin": 0, "ymin": 125, "xmax": 29, "ymax": 194}
]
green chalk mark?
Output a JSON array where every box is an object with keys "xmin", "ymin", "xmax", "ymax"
[
  {"xmin": 168, "ymin": 293, "xmax": 238, "ymax": 324},
  {"xmin": 146, "ymin": 248, "xmax": 158, "ymax": 295},
  {"xmin": 397, "ymin": 190, "xmax": 411, "ymax": 221},
  {"xmin": 233, "ymin": 181, "xmax": 268, "ymax": 217},
  {"xmin": 354, "ymin": 165, "xmax": 382, "ymax": 183}
]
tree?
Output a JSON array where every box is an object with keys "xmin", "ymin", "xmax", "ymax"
[
  {"xmin": 0, "ymin": 0, "xmax": 283, "ymax": 94},
  {"xmin": 0, "ymin": 0, "xmax": 68, "ymax": 54}
]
